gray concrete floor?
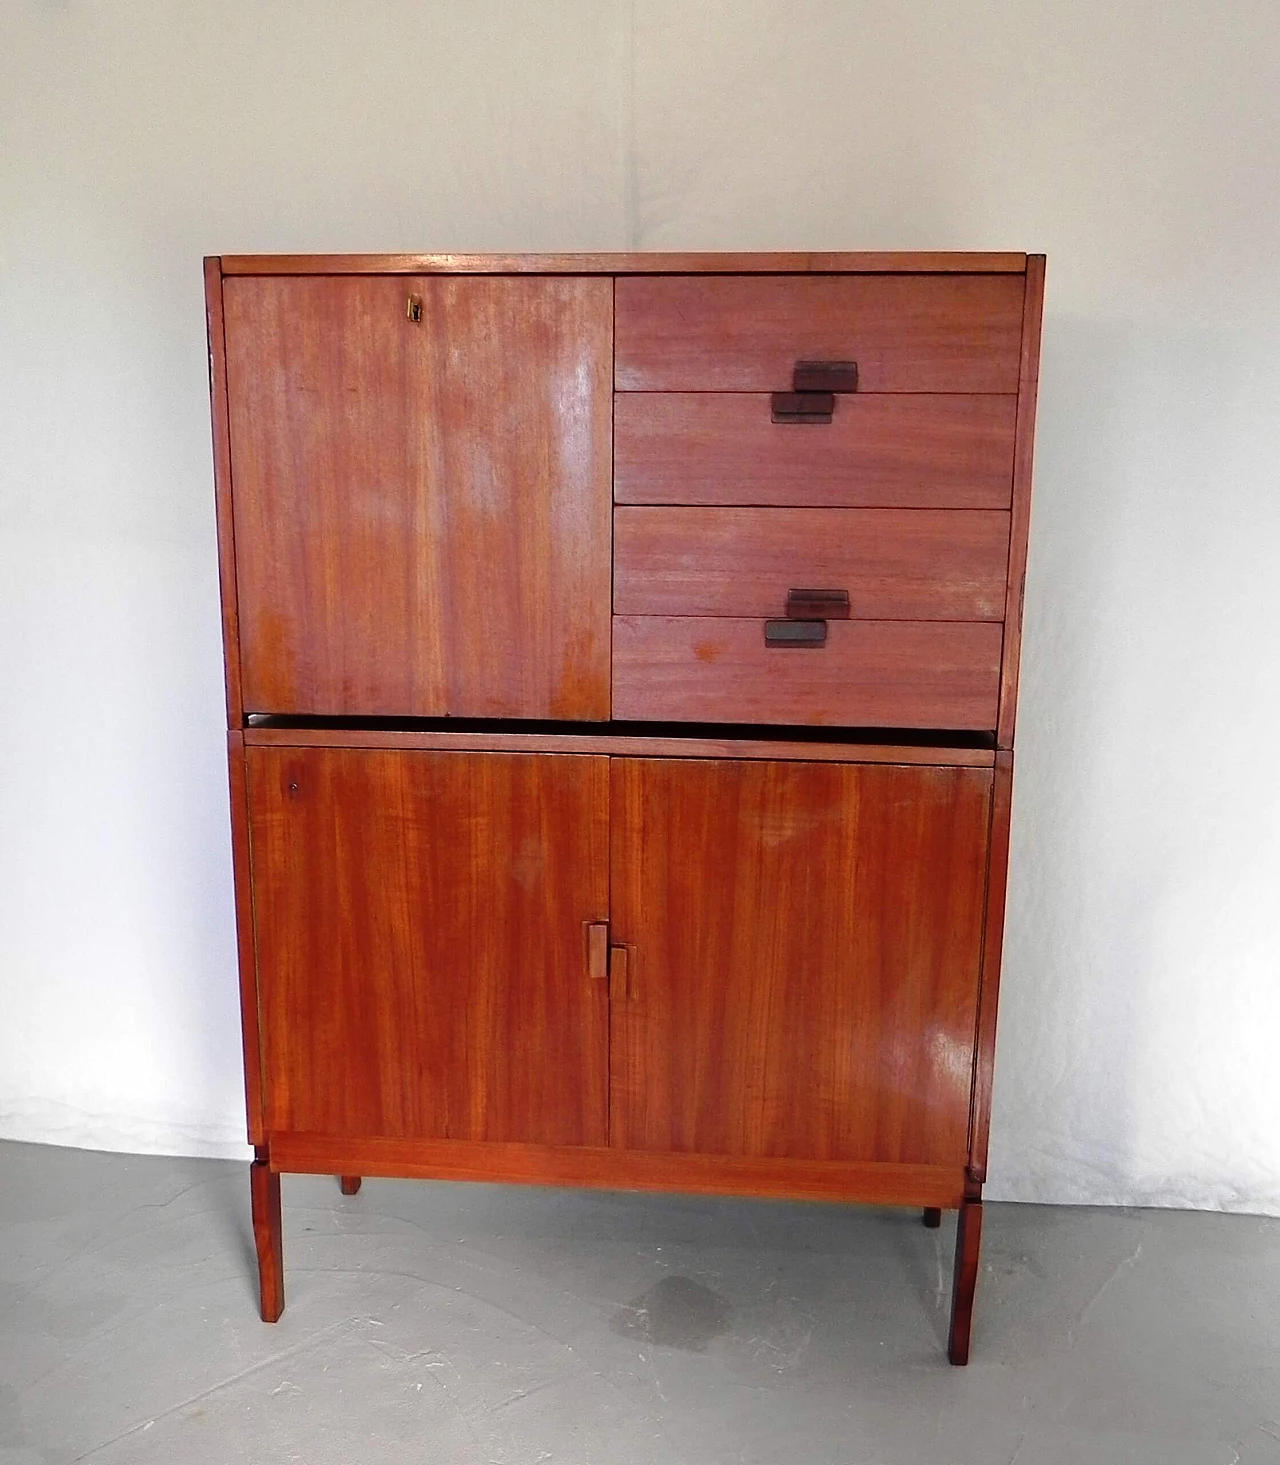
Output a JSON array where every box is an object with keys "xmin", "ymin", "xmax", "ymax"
[{"xmin": 1, "ymin": 1140, "xmax": 1278, "ymax": 1464}]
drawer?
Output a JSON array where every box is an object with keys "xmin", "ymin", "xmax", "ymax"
[
  {"xmin": 613, "ymin": 393, "xmax": 1016, "ymax": 508},
  {"xmin": 615, "ymin": 275, "xmax": 1024, "ymax": 393},
  {"xmin": 612, "ymin": 617, "xmax": 1002, "ymax": 729},
  {"xmin": 614, "ymin": 507, "xmax": 1010, "ymax": 621}
]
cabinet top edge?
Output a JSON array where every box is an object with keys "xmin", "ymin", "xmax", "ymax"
[{"xmin": 212, "ymin": 252, "xmax": 1032, "ymax": 277}]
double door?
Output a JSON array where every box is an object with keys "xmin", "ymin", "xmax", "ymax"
[{"xmin": 246, "ymin": 745, "xmax": 991, "ymax": 1169}]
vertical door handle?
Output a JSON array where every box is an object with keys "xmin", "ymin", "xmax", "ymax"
[
  {"xmin": 786, "ymin": 588, "xmax": 850, "ymax": 620},
  {"xmin": 585, "ymin": 922, "xmax": 609, "ymax": 980},
  {"xmin": 609, "ymin": 945, "xmax": 633, "ymax": 1000}
]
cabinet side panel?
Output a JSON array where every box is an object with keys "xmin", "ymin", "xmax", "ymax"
[
  {"xmin": 205, "ymin": 258, "xmax": 243, "ymax": 726},
  {"xmin": 247, "ymin": 748, "xmax": 610, "ymax": 1146},
  {"xmin": 610, "ymin": 758, "xmax": 992, "ymax": 1165},
  {"xmin": 997, "ymin": 257, "xmax": 1045, "ymax": 748},
  {"xmin": 227, "ymin": 731, "xmax": 264, "ymax": 1143},
  {"xmin": 968, "ymin": 748, "xmax": 1014, "ymax": 1180}
]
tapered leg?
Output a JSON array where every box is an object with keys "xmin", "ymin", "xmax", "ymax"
[
  {"xmin": 339, "ymin": 1175, "xmax": 362, "ymax": 1195},
  {"xmin": 250, "ymin": 1150, "xmax": 284, "ymax": 1322},
  {"xmin": 921, "ymin": 1207, "xmax": 942, "ymax": 1228},
  {"xmin": 948, "ymin": 1195, "xmax": 983, "ymax": 1365}
]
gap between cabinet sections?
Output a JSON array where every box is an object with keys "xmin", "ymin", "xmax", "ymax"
[{"xmin": 242, "ymin": 717, "xmax": 996, "ymax": 768}]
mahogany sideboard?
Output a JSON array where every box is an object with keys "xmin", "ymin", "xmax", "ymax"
[{"xmin": 205, "ymin": 251, "xmax": 1044, "ymax": 1364}]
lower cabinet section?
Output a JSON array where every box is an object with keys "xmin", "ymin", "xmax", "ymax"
[
  {"xmin": 246, "ymin": 745, "xmax": 991, "ymax": 1164},
  {"xmin": 240, "ymin": 739, "xmax": 998, "ymax": 1359}
]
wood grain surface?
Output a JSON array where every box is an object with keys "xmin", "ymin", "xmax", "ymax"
[
  {"xmin": 608, "ymin": 758, "xmax": 992, "ymax": 1163},
  {"xmin": 612, "ymin": 616, "xmax": 1003, "ymax": 729},
  {"xmin": 614, "ymin": 507, "xmax": 1011, "ymax": 621},
  {"xmin": 968, "ymin": 748, "xmax": 1014, "ymax": 1181},
  {"xmin": 224, "ymin": 274, "xmax": 612, "ymax": 719},
  {"xmin": 614, "ymin": 392, "xmax": 1017, "ymax": 508},
  {"xmin": 615, "ymin": 275, "xmax": 1025, "ymax": 393},
  {"xmin": 246, "ymin": 747, "xmax": 610, "ymax": 1145},
  {"xmin": 268, "ymin": 1132, "xmax": 968, "ymax": 1208}
]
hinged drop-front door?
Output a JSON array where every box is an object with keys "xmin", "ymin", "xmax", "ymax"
[{"xmin": 223, "ymin": 275, "xmax": 612, "ymax": 719}]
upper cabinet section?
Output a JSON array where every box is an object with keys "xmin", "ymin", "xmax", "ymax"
[
  {"xmin": 223, "ymin": 275, "xmax": 612, "ymax": 719},
  {"xmin": 613, "ymin": 275, "xmax": 1024, "ymax": 393},
  {"xmin": 210, "ymin": 254, "xmax": 1041, "ymax": 736}
]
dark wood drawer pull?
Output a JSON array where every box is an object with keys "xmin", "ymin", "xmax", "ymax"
[
  {"xmin": 771, "ymin": 391, "xmax": 834, "ymax": 424},
  {"xmin": 793, "ymin": 360, "xmax": 858, "ymax": 393},
  {"xmin": 765, "ymin": 618, "xmax": 828, "ymax": 647},
  {"xmin": 786, "ymin": 588, "xmax": 850, "ymax": 620},
  {"xmin": 770, "ymin": 361, "xmax": 858, "ymax": 424}
]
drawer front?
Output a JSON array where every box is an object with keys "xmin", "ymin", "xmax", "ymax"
[
  {"xmin": 614, "ymin": 507, "xmax": 1010, "ymax": 621},
  {"xmin": 615, "ymin": 274, "xmax": 1024, "ymax": 393},
  {"xmin": 613, "ymin": 392, "xmax": 1017, "ymax": 508},
  {"xmin": 613, "ymin": 617, "xmax": 1002, "ymax": 728}
]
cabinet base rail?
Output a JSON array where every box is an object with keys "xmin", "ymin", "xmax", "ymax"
[{"xmin": 249, "ymin": 1136, "xmax": 983, "ymax": 1363}]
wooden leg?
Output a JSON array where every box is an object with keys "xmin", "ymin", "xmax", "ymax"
[
  {"xmin": 948, "ymin": 1193, "xmax": 983, "ymax": 1365},
  {"xmin": 339, "ymin": 1175, "xmax": 362, "ymax": 1195},
  {"xmin": 921, "ymin": 1207, "xmax": 942, "ymax": 1228},
  {"xmin": 251, "ymin": 1149, "xmax": 284, "ymax": 1323}
]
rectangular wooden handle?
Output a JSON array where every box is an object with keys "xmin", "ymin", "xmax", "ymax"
[
  {"xmin": 792, "ymin": 360, "xmax": 857, "ymax": 393},
  {"xmin": 786, "ymin": 588, "xmax": 850, "ymax": 620},
  {"xmin": 586, "ymin": 922, "xmax": 609, "ymax": 980},
  {"xmin": 770, "ymin": 390, "xmax": 834, "ymax": 424},
  {"xmin": 764, "ymin": 618, "xmax": 827, "ymax": 647},
  {"xmin": 610, "ymin": 945, "xmax": 632, "ymax": 1000}
]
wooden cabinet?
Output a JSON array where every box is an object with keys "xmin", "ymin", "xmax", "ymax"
[{"xmin": 206, "ymin": 251, "xmax": 1044, "ymax": 1366}]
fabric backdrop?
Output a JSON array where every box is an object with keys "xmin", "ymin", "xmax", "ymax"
[{"xmin": 2, "ymin": 0, "xmax": 1278, "ymax": 1211}]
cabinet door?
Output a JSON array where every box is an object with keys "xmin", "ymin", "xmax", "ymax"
[
  {"xmin": 609, "ymin": 758, "xmax": 991, "ymax": 1165},
  {"xmin": 224, "ymin": 276, "xmax": 612, "ymax": 719},
  {"xmin": 247, "ymin": 748, "xmax": 610, "ymax": 1145}
]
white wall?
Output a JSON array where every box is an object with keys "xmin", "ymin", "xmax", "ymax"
[{"xmin": 2, "ymin": 1, "xmax": 1278, "ymax": 1211}]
